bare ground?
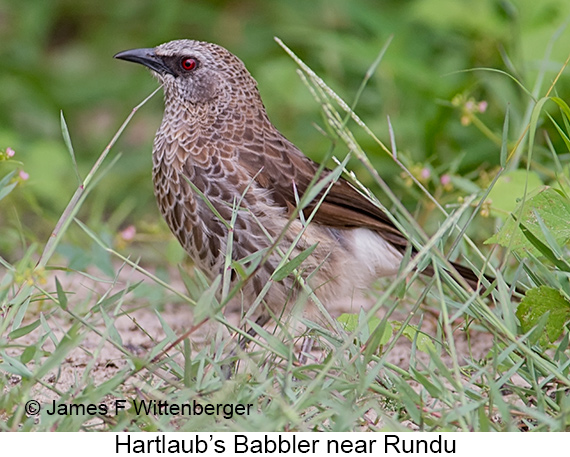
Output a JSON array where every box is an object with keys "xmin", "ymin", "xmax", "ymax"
[{"xmin": 4, "ymin": 264, "xmax": 497, "ymax": 428}]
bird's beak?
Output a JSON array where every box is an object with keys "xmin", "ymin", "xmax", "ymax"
[{"xmin": 114, "ymin": 48, "xmax": 175, "ymax": 76}]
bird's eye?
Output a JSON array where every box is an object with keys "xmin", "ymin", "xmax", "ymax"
[{"xmin": 181, "ymin": 57, "xmax": 198, "ymax": 71}]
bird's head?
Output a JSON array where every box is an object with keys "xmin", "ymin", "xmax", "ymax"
[{"xmin": 114, "ymin": 39, "xmax": 259, "ymax": 107}]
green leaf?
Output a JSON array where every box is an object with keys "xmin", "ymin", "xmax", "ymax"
[
  {"xmin": 518, "ymin": 219, "xmax": 569, "ymax": 272},
  {"xmin": 0, "ymin": 171, "xmax": 18, "ymax": 201},
  {"xmin": 337, "ymin": 313, "xmax": 392, "ymax": 347},
  {"xmin": 55, "ymin": 277, "xmax": 68, "ymax": 310},
  {"xmin": 20, "ymin": 346, "xmax": 37, "ymax": 365},
  {"xmin": 337, "ymin": 313, "xmax": 360, "ymax": 332},
  {"xmin": 410, "ymin": 367, "xmax": 442, "ymax": 398},
  {"xmin": 486, "ymin": 187, "xmax": 570, "ymax": 258},
  {"xmin": 231, "ymin": 248, "xmax": 267, "ymax": 280},
  {"xmin": 272, "ymin": 243, "xmax": 318, "ymax": 281},
  {"xmin": 100, "ymin": 305, "xmax": 123, "ymax": 346},
  {"xmin": 549, "ymin": 97, "xmax": 570, "ymax": 153},
  {"xmin": 0, "ymin": 351, "xmax": 33, "ymax": 378},
  {"xmin": 500, "ymin": 105, "xmax": 509, "ymax": 168},
  {"xmin": 193, "ymin": 275, "xmax": 221, "ymax": 323},
  {"xmin": 393, "ymin": 322, "xmax": 438, "ymax": 354},
  {"xmin": 183, "ymin": 339, "xmax": 192, "ymax": 388},
  {"xmin": 247, "ymin": 319, "xmax": 291, "ymax": 360},
  {"xmin": 516, "ymin": 286, "xmax": 570, "ymax": 343},
  {"xmin": 60, "ymin": 110, "xmax": 82, "ymax": 184},
  {"xmin": 364, "ymin": 319, "xmax": 393, "ymax": 359},
  {"xmin": 485, "ymin": 169, "xmax": 543, "ymax": 218},
  {"xmin": 8, "ymin": 319, "xmax": 41, "ymax": 340},
  {"xmin": 11, "ymin": 296, "xmax": 30, "ymax": 333}
]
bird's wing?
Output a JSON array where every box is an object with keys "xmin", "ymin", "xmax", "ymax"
[
  {"xmin": 238, "ymin": 130, "xmax": 488, "ymax": 290},
  {"xmin": 238, "ymin": 131, "xmax": 408, "ymax": 251}
]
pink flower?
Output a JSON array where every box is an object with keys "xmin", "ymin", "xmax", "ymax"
[
  {"xmin": 420, "ymin": 168, "xmax": 431, "ymax": 180},
  {"xmin": 440, "ymin": 174, "xmax": 451, "ymax": 186},
  {"xmin": 6, "ymin": 147, "xmax": 15, "ymax": 157},
  {"xmin": 120, "ymin": 225, "xmax": 136, "ymax": 241},
  {"xmin": 478, "ymin": 101, "xmax": 488, "ymax": 113},
  {"xmin": 19, "ymin": 170, "xmax": 29, "ymax": 181}
]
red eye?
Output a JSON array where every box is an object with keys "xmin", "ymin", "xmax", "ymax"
[{"xmin": 181, "ymin": 57, "xmax": 198, "ymax": 71}]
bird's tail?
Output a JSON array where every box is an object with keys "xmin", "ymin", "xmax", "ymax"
[{"xmin": 422, "ymin": 261, "xmax": 490, "ymax": 293}]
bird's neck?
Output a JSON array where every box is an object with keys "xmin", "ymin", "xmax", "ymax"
[
  {"xmin": 163, "ymin": 90, "xmax": 272, "ymax": 138},
  {"xmin": 154, "ymin": 94, "xmax": 274, "ymax": 168}
]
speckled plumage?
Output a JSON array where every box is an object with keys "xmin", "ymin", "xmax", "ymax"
[{"xmin": 115, "ymin": 40, "xmax": 481, "ymax": 326}]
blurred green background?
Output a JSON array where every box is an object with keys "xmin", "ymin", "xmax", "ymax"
[{"xmin": 2, "ymin": 0, "xmax": 570, "ymax": 270}]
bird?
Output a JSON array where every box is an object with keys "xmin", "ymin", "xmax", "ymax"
[{"xmin": 114, "ymin": 39, "xmax": 485, "ymax": 345}]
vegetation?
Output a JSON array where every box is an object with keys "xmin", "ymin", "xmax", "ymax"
[{"xmin": 2, "ymin": 0, "xmax": 570, "ymax": 431}]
